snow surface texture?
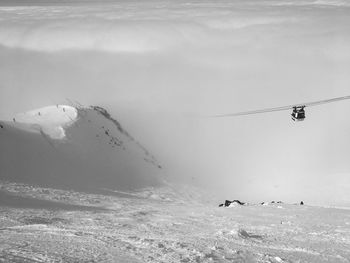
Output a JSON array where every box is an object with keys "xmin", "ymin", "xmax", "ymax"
[
  {"xmin": 0, "ymin": 182, "xmax": 349, "ymax": 263},
  {"xmin": 0, "ymin": 105, "xmax": 162, "ymax": 192}
]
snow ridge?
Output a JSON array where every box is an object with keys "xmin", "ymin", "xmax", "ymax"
[{"xmin": 12, "ymin": 105, "xmax": 78, "ymax": 139}]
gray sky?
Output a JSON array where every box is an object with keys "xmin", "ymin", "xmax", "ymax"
[{"xmin": 1, "ymin": 0, "xmax": 350, "ymax": 206}]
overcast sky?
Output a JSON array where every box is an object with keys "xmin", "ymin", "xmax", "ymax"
[{"xmin": 1, "ymin": 0, "xmax": 350, "ymax": 206}]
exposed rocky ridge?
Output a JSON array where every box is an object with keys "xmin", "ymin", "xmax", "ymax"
[{"xmin": 89, "ymin": 106, "xmax": 161, "ymax": 169}]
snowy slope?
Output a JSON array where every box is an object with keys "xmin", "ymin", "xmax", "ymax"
[
  {"xmin": 0, "ymin": 105, "xmax": 162, "ymax": 193},
  {"xmin": 0, "ymin": 181, "xmax": 349, "ymax": 263}
]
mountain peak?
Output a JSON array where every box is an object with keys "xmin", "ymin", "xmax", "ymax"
[{"xmin": 0, "ymin": 104, "xmax": 162, "ymax": 192}]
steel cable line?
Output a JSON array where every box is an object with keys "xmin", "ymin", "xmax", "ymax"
[{"xmin": 211, "ymin": 95, "xmax": 350, "ymax": 118}]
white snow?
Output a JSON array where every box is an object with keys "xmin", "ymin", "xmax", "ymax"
[
  {"xmin": 12, "ymin": 105, "xmax": 78, "ymax": 139},
  {"xmin": 274, "ymin": 256, "xmax": 283, "ymax": 262},
  {"xmin": 1, "ymin": 182, "xmax": 350, "ymax": 262},
  {"xmin": 228, "ymin": 202, "xmax": 240, "ymax": 208}
]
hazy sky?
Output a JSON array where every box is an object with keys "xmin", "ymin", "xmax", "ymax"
[{"xmin": 1, "ymin": 0, "xmax": 350, "ymax": 206}]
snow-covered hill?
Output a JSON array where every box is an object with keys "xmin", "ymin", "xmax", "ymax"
[{"xmin": 0, "ymin": 105, "xmax": 163, "ymax": 193}]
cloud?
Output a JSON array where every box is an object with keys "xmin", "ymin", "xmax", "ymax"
[
  {"xmin": 0, "ymin": 21, "xmax": 167, "ymax": 53},
  {"xmin": 202, "ymin": 17, "xmax": 292, "ymax": 30},
  {"xmin": 0, "ymin": 3, "xmax": 302, "ymax": 53},
  {"xmin": 270, "ymin": 0, "xmax": 350, "ymax": 7},
  {"xmin": 312, "ymin": 0, "xmax": 350, "ymax": 6},
  {"xmin": 0, "ymin": 1, "xmax": 346, "ymax": 63}
]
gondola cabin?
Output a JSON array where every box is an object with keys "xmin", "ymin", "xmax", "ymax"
[{"xmin": 291, "ymin": 106, "xmax": 305, "ymax": 121}]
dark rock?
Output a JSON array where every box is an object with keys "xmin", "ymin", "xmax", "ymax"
[
  {"xmin": 224, "ymin": 200, "xmax": 231, "ymax": 207},
  {"xmin": 224, "ymin": 199, "xmax": 245, "ymax": 207},
  {"xmin": 233, "ymin": 200, "xmax": 245, "ymax": 205}
]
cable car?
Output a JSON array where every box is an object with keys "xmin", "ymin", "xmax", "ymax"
[
  {"xmin": 291, "ymin": 106, "xmax": 305, "ymax": 121},
  {"xmin": 211, "ymin": 95, "xmax": 350, "ymax": 121}
]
